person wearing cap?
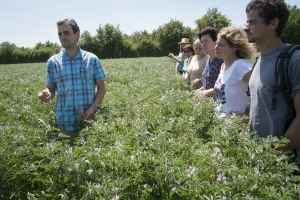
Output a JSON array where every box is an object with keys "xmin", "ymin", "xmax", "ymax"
[
  {"xmin": 38, "ymin": 18, "xmax": 106, "ymax": 145},
  {"xmin": 168, "ymin": 38, "xmax": 190, "ymax": 74}
]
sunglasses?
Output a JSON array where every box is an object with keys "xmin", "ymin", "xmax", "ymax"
[
  {"xmin": 65, "ymin": 18, "xmax": 77, "ymax": 25},
  {"xmin": 184, "ymin": 50, "xmax": 191, "ymax": 53}
]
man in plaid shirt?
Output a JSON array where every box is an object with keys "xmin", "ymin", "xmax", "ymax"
[{"xmin": 38, "ymin": 18, "xmax": 106, "ymax": 144}]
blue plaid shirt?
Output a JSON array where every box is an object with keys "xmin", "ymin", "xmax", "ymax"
[{"xmin": 46, "ymin": 47, "xmax": 106, "ymax": 131}]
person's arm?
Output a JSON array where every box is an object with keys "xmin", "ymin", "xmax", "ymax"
[
  {"xmin": 194, "ymin": 88, "xmax": 214, "ymax": 97},
  {"xmin": 83, "ymin": 80, "xmax": 106, "ymax": 121},
  {"xmin": 38, "ymin": 85, "xmax": 56, "ymax": 102},
  {"xmin": 169, "ymin": 53, "xmax": 184, "ymax": 65},
  {"xmin": 279, "ymin": 90, "xmax": 300, "ymax": 151},
  {"xmin": 242, "ymin": 71, "xmax": 252, "ymax": 83}
]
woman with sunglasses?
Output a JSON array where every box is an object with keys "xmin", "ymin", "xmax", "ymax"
[{"xmin": 181, "ymin": 44, "xmax": 195, "ymax": 75}]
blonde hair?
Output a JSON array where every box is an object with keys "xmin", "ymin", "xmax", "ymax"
[{"xmin": 218, "ymin": 26, "xmax": 255, "ymax": 60}]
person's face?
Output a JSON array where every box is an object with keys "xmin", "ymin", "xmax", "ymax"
[
  {"xmin": 200, "ymin": 34, "xmax": 216, "ymax": 54},
  {"xmin": 58, "ymin": 24, "xmax": 79, "ymax": 49},
  {"xmin": 244, "ymin": 9, "xmax": 269, "ymax": 44},
  {"xmin": 214, "ymin": 36, "xmax": 235, "ymax": 60},
  {"xmin": 184, "ymin": 48, "xmax": 193, "ymax": 57},
  {"xmin": 193, "ymin": 42, "xmax": 203, "ymax": 56}
]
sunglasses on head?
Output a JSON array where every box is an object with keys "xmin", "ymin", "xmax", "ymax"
[{"xmin": 65, "ymin": 18, "xmax": 77, "ymax": 25}]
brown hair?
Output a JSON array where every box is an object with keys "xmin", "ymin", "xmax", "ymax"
[
  {"xmin": 57, "ymin": 18, "xmax": 80, "ymax": 34},
  {"xmin": 245, "ymin": 0, "xmax": 289, "ymax": 36}
]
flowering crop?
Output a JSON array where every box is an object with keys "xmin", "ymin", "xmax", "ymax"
[{"xmin": 0, "ymin": 58, "xmax": 300, "ymax": 199}]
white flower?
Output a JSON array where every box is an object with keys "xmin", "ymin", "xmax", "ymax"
[
  {"xmin": 212, "ymin": 147, "xmax": 222, "ymax": 157},
  {"xmin": 217, "ymin": 173, "xmax": 227, "ymax": 184},
  {"xmin": 254, "ymin": 166, "xmax": 259, "ymax": 174},
  {"xmin": 189, "ymin": 116, "xmax": 195, "ymax": 122},
  {"xmin": 115, "ymin": 140, "xmax": 123, "ymax": 153},
  {"xmin": 187, "ymin": 166, "xmax": 197, "ymax": 178},
  {"xmin": 168, "ymin": 138, "xmax": 174, "ymax": 143},
  {"xmin": 130, "ymin": 155, "xmax": 135, "ymax": 164},
  {"xmin": 23, "ymin": 105, "xmax": 30, "ymax": 110},
  {"xmin": 169, "ymin": 118, "xmax": 175, "ymax": 123},
  {"xmin": 111, "ymin": 195, "xmax": 119, "ymax": 200}
]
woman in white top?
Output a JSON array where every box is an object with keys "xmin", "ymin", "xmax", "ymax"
[
  {"xmin": 213, "ymin": 26, "xmax": 256, "ymax": 117},
  {"xmin": 185, "ymin": 39, "xmax": 209, "ymax": 89}
]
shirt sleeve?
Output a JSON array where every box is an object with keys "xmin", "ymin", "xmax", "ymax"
[
  {"xmin": 93, "ymin": 57, "xmax": 106, "ymax": 82},
  {"xmin": 234, "ymin": 60, "xmax": 252, "ymax": 81},
  {"xmin": 46, "ymin": 59, "xmax": 56, "ymax": 86},
  {"xmin": 289, "ymin": 50, "xmax": 300, "ymax": 98}
]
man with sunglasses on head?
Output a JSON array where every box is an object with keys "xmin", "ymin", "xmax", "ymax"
[{"xmin": 38, "ymin": 18, "xmax": 106, "ymax": 145}]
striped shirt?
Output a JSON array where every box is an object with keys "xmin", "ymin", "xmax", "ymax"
[{"xmin": 46, "ymin": 47, "xmax": 106, "ymax": 131}]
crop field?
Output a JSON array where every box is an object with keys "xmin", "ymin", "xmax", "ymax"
[{"xmin": 0, "ymin": 57, "xmax": 300, "ymax": 199}]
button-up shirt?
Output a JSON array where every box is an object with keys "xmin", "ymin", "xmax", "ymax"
[{"xmin": 46, "ymin": 47, "xmax": 106, "ymax": 131}]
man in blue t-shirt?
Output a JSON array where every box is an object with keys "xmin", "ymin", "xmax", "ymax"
[{"xmin": 245, "ymin": 0, "xmax": 300, "ymax": 152}]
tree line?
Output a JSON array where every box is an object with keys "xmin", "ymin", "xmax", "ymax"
[{"xmin": 1, "ymin": 6, "xmax": 299, "ymax": 64}]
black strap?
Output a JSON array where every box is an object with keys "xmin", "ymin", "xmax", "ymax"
[
  {"xmin": 246, "ymin": 56, "xmax": 259, "ymax": 97},
  {"xmin": 272, "ymin": 44, "xmax": 300, "ymax": 110}
]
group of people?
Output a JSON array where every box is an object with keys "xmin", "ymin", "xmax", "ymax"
[
  {"xmin": 169, "ymin": 26, "xmax": 254, "ymax": 118},
  {"xmin": 38, "ymin": 0, "xmax": 300, "ymax": 162},
  {"xmin": 168, "ymin": 1, "xmax": 300, "ymax": 155}
]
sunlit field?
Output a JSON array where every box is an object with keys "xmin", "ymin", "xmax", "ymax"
[{"xmin": 1, "ymin": 56, "xmax": 300, "ymax": 199}]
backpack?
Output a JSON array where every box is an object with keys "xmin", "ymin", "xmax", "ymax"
[
  {"xmin": 271, "ymin": 44, "xmax": 300, "ymax": 130},
  {"xmin": 247, "ymin": 44, "xmax": 300, "ymax": 129},
  {"xmin": 248, "ymin": 45, "xmax": 300, "ymax": 169}
]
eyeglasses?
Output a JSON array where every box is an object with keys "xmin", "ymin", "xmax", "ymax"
[
  {"xmin": 65, "ymin": 18, "xmax": 77, "ymax": 25},
  {"xmin": 184, "ymin": 50, "xmax": 191, "ymax": 53}
]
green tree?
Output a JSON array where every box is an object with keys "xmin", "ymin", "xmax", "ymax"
[
  {"xmin": 95, "ymin": 24, "xmax": 124, "ymax": 58},
  {"xmin": 155, "ymin": 19, "xmax": 193, "ymax": 56},
  {"xmin": 79, "ymin": 31, "xmax": 100, "ymax": 56},
  {"xmin": 281, "ymin": 5, "xmax": 300, "ymax": 45},
  {"xmin": 195, "ymin": 7, "xmax": 232, "ymax": 33},
  {"xmin": 0, "ymin": 42, "xmax": 16, "ymax": 64}
]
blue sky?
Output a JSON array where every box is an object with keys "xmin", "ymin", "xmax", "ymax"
[{"xmin": 1, "ymin": 0, "xmax": 299, "ymax": 48}]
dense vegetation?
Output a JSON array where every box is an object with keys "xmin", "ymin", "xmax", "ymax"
[
  {"xmin": 1, "ymin": 57, "xmax": 300, "ymax": 199},
  {"xmin": 1, "ymin": 5, "xmax": 299, "ymax": 64}
]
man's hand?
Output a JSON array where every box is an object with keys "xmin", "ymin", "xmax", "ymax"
[
  {"xmin": 82, "ymin": 105, "xmax": 96, "ymax": 125},
  {"xmin": 38, "ymin": 90, "xmax": 52, "ymax": 102}
]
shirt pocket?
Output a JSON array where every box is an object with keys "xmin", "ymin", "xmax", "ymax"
[{"xmin": 80, "ymin": 67, "xmax": 92, "ymax": 81}]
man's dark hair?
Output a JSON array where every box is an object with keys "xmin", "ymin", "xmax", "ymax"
[
  {"xmin": 57, "ymin": 18, "xmax": 80, "ymax": 34},
  {"xmin": 198, "ymin": 27, "xmax": 219, "ymax": 42},
  {"xmin": 245, "ymin": 0, "xmax": 290, "ymax": 36}
]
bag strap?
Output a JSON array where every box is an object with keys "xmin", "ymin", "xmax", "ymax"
[
  {"xmin": 246, "ymin": 57, "xmax": 259, "ymax": 97},
  {"xmin": 271, "ymin": 44, "xmax": 300, "ymax": 110}
]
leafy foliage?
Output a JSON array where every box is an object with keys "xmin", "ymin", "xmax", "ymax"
[
  {"xmin": 155, "ymin": 19, "xmax": 194, "ymax": 55},
  {"xmin": 281, "ymin": 5, "xmax": 300, "ymax": 45},
  {"xmin": 195, "ymin": 7, "xmax": 232, "ymax": 33},
  {"xmin": 1, "ymin": 57, "xmax": 300, "ymax": 199}
]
